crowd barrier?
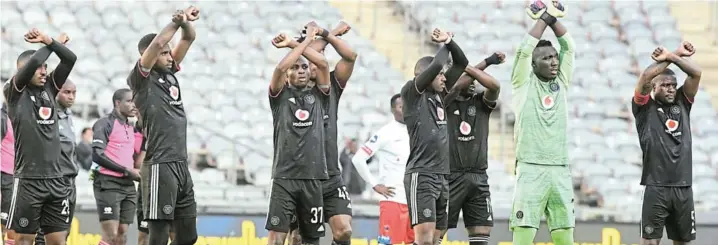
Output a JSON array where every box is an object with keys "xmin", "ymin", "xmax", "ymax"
[{"xmin": 63, "ymin": 212, "xmax": 715, "ymax": 245}]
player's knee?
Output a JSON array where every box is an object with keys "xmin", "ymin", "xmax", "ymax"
[
  {"xmin": 332, "ymin": 225, "xmax": 352, "ymax": 241},
  {"xmin": 671, "ymin": 241, "xmax": 690, "ymax": 245},
  {"xmin": 468, "ymin": 225, "xmax": 491, "ymax": 235}
]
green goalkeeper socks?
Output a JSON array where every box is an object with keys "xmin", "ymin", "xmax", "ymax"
[
  {"xmin": 550, "ymin": 228, "xmax": 575, "ymax": 245},
  {"xmin": 512, "ymin": 227, "xmax": 537, "ymax": 245}
]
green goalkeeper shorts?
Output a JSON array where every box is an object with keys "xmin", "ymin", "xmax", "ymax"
[{"xmin": 509, "ymin": 161, "xmax": 575, "ymax": 231}]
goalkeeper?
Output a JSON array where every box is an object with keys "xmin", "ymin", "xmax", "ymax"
[{"xmin": 510, "ymin": 0, "xmax": 575, "ymax": 245}]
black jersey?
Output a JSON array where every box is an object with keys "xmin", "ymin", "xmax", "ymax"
[
  {"xmin": 269, "ymin": 85, "xmax": 329, "ymax": 180},
  {"xmin": 57, "ymin": 106, "xmax": 79, "ymax": 177},
  {"xmin": 400, "ymin": 80, "xmax": 449, "ymax": 174},
  {"xmin": 5, "ymin": 77, "xmax": 63, "ymax": 178},
  {"xmin": 323, "ymin": 71, "xmax": 345, "ymax": 176},
  {"xmin": 127, "ymin": 61, "xmax": 188, "ymax": 164},
  {"xmin": 632, "ymin": 86, "xmax": 693, "ymax": 186},
  {"xmin": 446, "ymin": 92, "xmax": 495, "ymax": 172}
]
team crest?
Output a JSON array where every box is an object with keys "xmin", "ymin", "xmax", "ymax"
[
  {"xmin": 542, "ymin": 95, "xmax": 555, "ymax": 109},
  {"xmin": 38, "ymin": 107, "xmax": 52, "ymax": 119},
  {"xmin": 436, "ymin": 107, "xmax": 445, "ymax": 120},
  {"xmin": 169, "ymin": 86, "xmax": 179, "ymax": 100},
  {"xmin": 467, "ymin": 106, "xmax": 476, "ymax": 116},
  {"xmin": 40, "ymin": 91, "xmax": 49, "ymax": 101},
  {"xmin": 303, "ymin": 94, "xmax": 315, "ymax": 104},
  {"xmin": 665, "ymin": 119, "xmax": 679, "ymax": 132},
  {"xmin": 295, "ymin": 109, "xmax": 310, "ymax": 121},
  {"xmin": 549, "ymin": 82, "xmax": 560, "ymax": 92},
  {"xmin": 459, "ymin": 121, "xmax": 471, "ymax": 135},
  {"xmin": 670, "ymin": 105, "xmax": 680, "ymax": 115}
]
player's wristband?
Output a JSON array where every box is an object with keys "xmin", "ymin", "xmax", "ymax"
[
  {"xmin": 485, "ymin": 53, "xmax": 501, "ymax": 65},
  {"xmin": 319, "ymin": 28, "xmax": 330, "ymax": 38},
  {"xmin": 540, "ymin": 12, "xmax": 557, "ymax": 26}
]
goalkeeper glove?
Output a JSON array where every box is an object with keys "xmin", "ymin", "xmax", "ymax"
[
  {"xmin": 545, "ymin": 0, "xmax": 566, "ymax": 18},
  {"xmin": 525, "ymin": 0, "xmax": 547, "ymax": 20}
]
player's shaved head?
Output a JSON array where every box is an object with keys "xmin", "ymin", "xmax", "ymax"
[
  {"xmin": 414, "ymin": 56, "xmax": 434, "ymax": 76},
  {"xmin": 16, "ymin": 50, "xmax": 36, "ymax": 68},
  {"xmin": 390, "ymin": 93, "xmax": 401, "ymax": 110},
  {"xmin": 138, "ymin": 33, "xmax": 157, "ymax": 54}
]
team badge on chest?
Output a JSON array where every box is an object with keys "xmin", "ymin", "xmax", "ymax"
[
  {"xmin": 303, "ymin": 94, "xmax": 315, "ymax": 104},
  {"xmin": 169, "ymin": 86, "xmax": 179, "ymax": 100},
  {"xmin": 542, "ymin": 95, "xmax": 555, "ymax": 109},
  {"xmin": 295, "ymin": 109, "xmax": 310, "ymax": 121},
  {"xmin": 467, "ymin": 106, "xmax": 476, "ymax": 116},
  {"xmin": 665, "ymin": 119, "xmax": 679, "ymax": 132},
  {"xmin": 38, "ymin": 107, "xmax": 52, "ymax": 120},
  {"xmin": 459, "ymin": 121, "xmax": 471, "ymax": 135}
]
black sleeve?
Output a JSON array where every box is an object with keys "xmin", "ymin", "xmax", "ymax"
[
  {"xmin": 140, "ymin": 136, "xmax": 147, "ymax": 151},
  {"xmin": 127, "ymin": 60, "xmax": 151, "ymax": 91},
  {"xmin": 415, "ymin": 45, "xmax": 450, "ymax": 92},
  {"xmin": 677, "ymin": 86, "xmax": 693, "ymax": 112},
  {"xmin": 400, "ymin": 80, "xmax": 421, "ymax": 106},
  {"xmin": 443, "ymin": 40, "xmax": 469, "ymax": 90},
  {"xmin": 91, "ymin": 117, "xmax": 130, "ymax": 175},
  {"xmin": 46, "ymin": 40, "xmax": 77, "ymax": 96},
  {"xmin": 10, "ymin": 47, "xmax": 53, "ymax": 102}
]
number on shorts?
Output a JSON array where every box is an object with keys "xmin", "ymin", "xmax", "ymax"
[
  {"xmin": 691, "ymin": 210, "xmax": 696, "ymax": 230},
  {"xmin": 310, "ymin": 207, "xmax": 324, "ymax": 224},
  {"xmin": 337, "ymin": 187, "xmax": 351, "ymax": 200},
  {"xmin": 486, "ymin": 197, "xmax": 492, "ymax": 214},
  {"xmin": 60, "ymin": 199, "xmax": 70, "ymax": 216}
]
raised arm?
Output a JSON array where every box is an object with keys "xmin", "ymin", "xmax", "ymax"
[
  {"xmin": 140, "ymin": 11, "xmax": 184, "ymax": 70},
  {"xmin": 634, "ymin": 47, "xmax": 672, "ymax": 105},
  {"xmin": 415, "ymin": 29, "xmax": 452, "ymax": 93},
  {"xmin": 442, "ymin": 32, "xmax": 470, "ymax": 91},
  {"xmin": 550, "ymin": 21, "xmax": 575, "ymax": 87},
  {"xmin": 91, "ymin": 118, "xmax": 135, "ymax": 179},
  {"xmin": 47, "ymin": 33, "xmax": 77, "ymax": 92},
  {"xmin": 511, "ymin": 20, "xmax": 547, "ymax": 88},
  {"xmin": 171, "ymin": 6, "xmax": 199, "ymax": 66},
  {"xmin": 671, "ymin": 41, "xmax": 701, "ymax": 98},
  {"xmin": 13, "ymin": 29, "xmax": 55, "ymax": 92},
  {"xmin": 305, "ymin": 21, "xmax": 352, "ymax": 53},
  {"xmin": 323, "ymin": 26, "xmax": 357, "ymax": 86},
  {"xmin": 269, "ymin": 32, "xmax": 315, "ymax": 95},
  {"xmin": 467, "ymin": 53, "xmax": 504, "ymax": 102}
]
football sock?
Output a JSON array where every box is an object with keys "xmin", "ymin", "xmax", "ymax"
[
  {"xmin": 468, "ymin": 234, "xmax": 489, "ymax": 245},
  {"xmin": 550, "ymin": 228, "xmax": 574, "ymax": 245},
  {"xmin": 512, "ymin": 227, "xmax": 538, "ymax": 245}
]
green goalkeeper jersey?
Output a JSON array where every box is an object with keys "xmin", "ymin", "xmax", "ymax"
[{"xmin": 511, "ymin": 34, "xmax": 575, "ymax": 166}]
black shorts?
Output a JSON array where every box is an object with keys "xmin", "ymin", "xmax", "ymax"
[
  {"xmin": 265, "ymin": 179, "xmax": 324, "ymax": 239},
  {"xmin": 641, "ymin": 186, "xmax": 696, "ymax": 242},
  {"xmin": 448, "ymin": 172, "xmax": 493, "ymax": 229},
  {"xmin": 7, "ymin": 177, "xmax": 75, "ymax": 234},
  {"xmin": 322, "ymin": 174, "xmax": 352, "ymax": 220},
  {"xmin": 140, "ymin": 161, "xmax": 196, "ymax": 221},
  {"xmin": 404, "ymin": 172, "xmax": 449, "ymax": 230},
  {"xmin": 93, "ymin": 174, "xmax": 137, "ymax": 224},
  {"xmin": 1, "ymin": 172, "xmax": 13, "ymax": 225}
]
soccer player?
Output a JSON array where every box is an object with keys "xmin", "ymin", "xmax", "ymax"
[
  {"xmin": 91, "ymin": 88, "xmax": 140, "ymax": 245},
  {"xmin": 34, "ymin": 80, "xmax": 80, "ymax": 245},
  {"xmin": 401, "ymin": 28, "xmax": 468, "ymax": 245},
  {"xmin": 276, "ymin": 20, "xmax": 356, "ymax": 245},
  {"xmin": 442, "ymin": 52, "xmax": 504, "ymax": 245},
  {"xmin": 127, "ymin": 7, "xmax": 199, "ymax": 245},
  {"xmin": 265, "ymin": 25, "xmax": 331, "ymax": 245},
  {"xmin": 3, "ymin": 28, "xmax": 76, "ymax": 245},
  {"xmin": 633, "ymin": 42, "xmax": 700, "ymax": 245},
  {"xmin": 509, "ymin": 1, "xmax": 575, "ymax": 244},
  {"xmin": 351, "ymin": 94, "xmax": 413, "ymax": 245}
]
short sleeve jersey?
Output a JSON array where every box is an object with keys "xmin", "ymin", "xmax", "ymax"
[
  {"xmin": 5, "ymin": 76, "xmax": 63, "ymax": 178},
  {"xmin": 269, "ymin": 85, "xmax": 329, "ymax": 180},
  {"xmin": 127, "ymin": 61, "xmax": 187, "ymax": 164},
  {"xmin": 400, "ymin": 80, "xmax": 449, "ymax": 174},
  {"xmin": 323, "ymin": 71, "xmax": 345, "ymax": 176},
  {"xmin": 445, "ymin": 92, "xmax": 495, "ymax": 172},
  {"xmin": 632, "ymin": 86, "xmax": 693, "ymax": 186}
]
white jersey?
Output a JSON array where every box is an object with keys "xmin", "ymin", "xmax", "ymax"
[{"xmin": 352, "ymin": 120, "xmax": 410, "ymax": 204}]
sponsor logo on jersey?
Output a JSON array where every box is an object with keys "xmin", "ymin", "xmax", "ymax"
[
  {"xmin": 169, "ymin": 86, "xmax": 182, "ymax": 105},
  {"xmin": 458, "ymin": 121, "xmax": 475, "ymax": 141},
  {"xmin": 293, "ymin": 109, "xmax": 312, "ymax": 127},
  {"xmin": 542, "ymin": 95, "xmax": 554, "ymax": 109},
  {"xmin": 37, "ymin": 107, "xmax": 55, "ymax": 124},
  {"xmin": 665, "ymin": 119, "xmax": 682, "ymax": 136}
]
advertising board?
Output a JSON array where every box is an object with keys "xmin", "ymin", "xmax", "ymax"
[{"xmin": 62, "ymin": 212, "xmax": 715, "ymax": 245}]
